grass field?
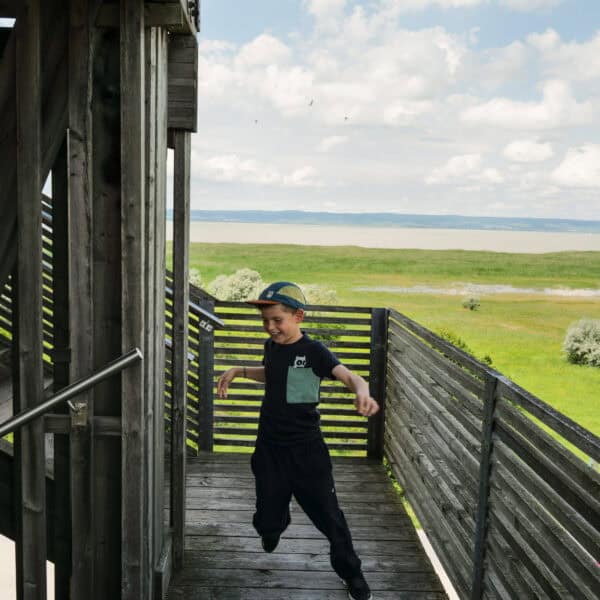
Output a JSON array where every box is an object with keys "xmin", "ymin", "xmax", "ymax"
[{"xmin": 177, "ymin": 243, "xmax": 600, "ymax": 439}]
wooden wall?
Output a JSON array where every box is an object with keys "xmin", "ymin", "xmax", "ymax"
[
  {"xmin": 385, "ymin": 308, "xmax": 600, "ymax": 600},
  {"xmin": 1, "ymin": 0, "xmax": 197, "ymax": 597}
]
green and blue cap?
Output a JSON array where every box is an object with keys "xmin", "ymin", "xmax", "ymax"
[{"xmin": 247, "ymin": 281, "xmax": 306, "ymax": 310}]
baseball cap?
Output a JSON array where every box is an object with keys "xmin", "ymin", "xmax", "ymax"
[{"xmin": 247, "ymin": 281, "xmax": 306, "ymax": 310}]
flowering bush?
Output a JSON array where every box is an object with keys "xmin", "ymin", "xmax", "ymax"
[
  {"xmin": 301, "ymin": 284, "xmax": 339, "ymax": 306},
  {"xmin": 563, "ymin": 319, "xmax": 600, "ymax": 367},
  {"xmin": 208, "ymin": 268, "xmax": 265, "ymax": 301},
  {"xmin": 189, "ymin": 268, "xmax": 203, "ymax": 288}
]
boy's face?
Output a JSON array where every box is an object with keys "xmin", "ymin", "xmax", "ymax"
[{"xmin": 260, "ymin": 304, "xmax": 304, "ymax": 345}]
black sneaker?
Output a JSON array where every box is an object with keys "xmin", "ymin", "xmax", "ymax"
[
  {"xmin": 261, "ymin": 533, "xmax": 280, "ymax": 553},
  {"xmin": 345, "ymin": 573, "xmax": 372, "ymax": 600}
]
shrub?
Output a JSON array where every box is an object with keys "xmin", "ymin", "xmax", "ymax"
[
  {"xmin": 462, "ymin": 297, "xmax": 480, "ymax": 311},
  {"xmin": 208, "ymin": 268, "xmax": 265, "ymax": 302},
  {"xmin": 301, "ymin": 284, "xmax": 339, "ymax": 306},
  {"xmin": 437, "ymin": 328, "xmax": 493, "ymax": 366},
  {"xmin": 189, "ymin": 268, "xmax": 203, "ymax": 288},
  {"xmin": 563, "ymin": 319, "xmax": 600, "ymax": 367}
]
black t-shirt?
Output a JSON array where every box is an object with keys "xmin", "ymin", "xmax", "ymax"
[{"xmin": 258, "ymin": 332, "xmax": 340, "ymax": 445}]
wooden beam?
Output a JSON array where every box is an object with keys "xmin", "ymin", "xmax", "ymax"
[
  {"xmin": 67, "ymin": 1, "xmax": 96, "ymax": 596},
  {"xmin": 470, "ymin": 374, "xmax": 499, "ymax": 600},
  {"xmin": 197, "ymin": 298, "xmax": 215, "ymax": 452},
  {"xmin": 50, "ymin": 138, "xmax": 72, "ymax": 600},
  {"xmin": 14, "ymin": 1, "xmax": 47, "ymax": 598},
  {"xmin": 96, "ymin": 3, "xmax": 196, "ymax": 33},
  {"xmin": 167, "ymin": 34, "xmax": 198, "ymax": 131},
  {"xmin": 367, "ymin": 308, "xmax": 388, "ymax": 459},
  {"xmin": 120, "ymin": 1, "xmax": 147, "ymax": 598},
  {"xmin": 170, "ymin": 129, "xmax": 191, "ymax": 571},
  {"xmin": 0, "ymin": 0, "xmax": 69, "ymax": 295},
  {"xmin": 0, "ymin": 0, "xmax": 17, "ymax": 18},
  {"xmin": 152, "ymin": 24, "xmax": 169, "ymax": 580},
  {"xmin": 90, "ymin": 26, "xmax": 122, "ymax": 599}
]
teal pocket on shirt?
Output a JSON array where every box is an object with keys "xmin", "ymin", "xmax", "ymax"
[{"xmin": 286, "ymin": 367, "xmax": 320, "ymax": 404}]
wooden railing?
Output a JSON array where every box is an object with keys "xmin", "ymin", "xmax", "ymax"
[
  {"xmin": 202, "ymin": 300, "xmax": 385, "ymax": 455},
  {"xmin": 385, "ymin": 309, "xmax": 600, "ymax": 600}
]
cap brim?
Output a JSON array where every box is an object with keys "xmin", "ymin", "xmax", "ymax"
[{"xmin": 246, "ymin": 299, "xmax": 279, "ymax": 306}]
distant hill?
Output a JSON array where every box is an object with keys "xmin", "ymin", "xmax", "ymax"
[{"xmin": 167, "ymin": 210, "xmax": 600, "ymax": 234}]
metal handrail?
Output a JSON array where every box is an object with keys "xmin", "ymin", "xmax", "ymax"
[{"xmin": 0, "ymin": 347, "xmax": 143, "ymax": 438}]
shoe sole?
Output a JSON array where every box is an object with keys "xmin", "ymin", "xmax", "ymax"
[{"xmin": 347, "ymin": 592, "xmax": 372, "ymax": 600}]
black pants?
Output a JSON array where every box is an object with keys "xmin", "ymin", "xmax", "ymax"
[{"xmin": 250, "ymin": 438, "xmax": 362, "ymax": 580}]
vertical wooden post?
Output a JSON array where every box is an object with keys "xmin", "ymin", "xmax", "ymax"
[
  {"xmin": 90, "ymin": 27, "xmax": 122, "ymax": 599},
  {"xmin": 50, "ymin": 139, "xmax": 73, "ymax": 600},
  {"xmin": 470, "ymin": 373, "xmax": 499, "ymax": 600},
  {"xmin": 367, "ymin": 308, "xmax": 388, "ymax": 460},
  {"xmin": 143, "ymin": 27, "xmax": 158, "ymax": 592},
  {"xmin": 120, "ymin": 0, "xmax": 146, "ymax": 597},
  {"xmin": 171, "ymin": 129, "xmax": 191, "ymax": 570},
  {"xmin": 152, "ymin": 26, "xmax": 169, "ymax": 592},
  {"xmin": 197, "ymin": 299, "xmax": 215, "ymax": 453},
  {"xmin": 14, "ymin": 1, "xmax": 47, "ymax": 598},
  {"xmin": 68, "ymin": 1, "xmax": 95, "ymax": 597}
]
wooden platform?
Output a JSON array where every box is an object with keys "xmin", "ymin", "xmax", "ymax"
[{"xmin": 167, "ymin": 452, "xmax": 446, "ymax": 600}]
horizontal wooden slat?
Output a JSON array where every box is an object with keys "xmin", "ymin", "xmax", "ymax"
[{"xmin": 497, "ymin": 379, "xmax": 600, "ymax": 462}]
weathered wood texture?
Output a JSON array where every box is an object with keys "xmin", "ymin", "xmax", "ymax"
[
  {"xmin": 120, "ymin": 1, "xmax": 148, "ymax": 597},
  {"xmin": 170, "ymin": 129, "xmax": 191, "ymax": 571},
  {"xmin": 167, "ymin": 452, "xmax": 445, "ymax": 600},
  {"xmin": 385, "ymin": 309, "xmax": 600, "ymax": 600},
  {"xmin": 90, "ymin": 24, "xmax": 125, "ymax": 600},
  {"xmin": 167, "ymin": 34, "xmax": 197, "ymax": 131},
  {"xmin": 14, "ymin": 3, "xmax": 47, "ymax": 599},
  {"xmin": 0, "ymin": 0, "xmax": 69, "ymax": 293},
  {"xmin": 211, "ymin": 301, "xmax": 373, "ymax": 454},
  {"xmin": 65, "ymin": 1, "xmax": 97, "ymax": 596}
]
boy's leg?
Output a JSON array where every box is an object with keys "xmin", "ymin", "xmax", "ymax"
[
  {"xmin": 290, "ymin": 440, "xmax": 362, "ymax": 580},
  {"xmin": 251, "ymin": 442, "xmax": 292, "ymax": 538}
]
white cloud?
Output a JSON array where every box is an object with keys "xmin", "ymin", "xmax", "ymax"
[
  {"xmin": 381, "ymin": 0, "xmax": 484, "ymax": 15},
  {"xmin": 461, "ymin": 80, "xmax": 593, "ymax": 130},
  {"xmin": 528, "ymin": 29, "xmax": 600, "ymax": 82},
  {"xmin": 426, "ymin": 154, "xmax": 505, "ymax": 185},
  {"xmin": 503, "ymin": 139, "xmax": 554, "ymax": 163},
  {"xmin": 499, "ymin": 0, "xmax": 562, "ymax": 11},
  {"xmin": 235, "ymin": 35, "xmax": 291, "ymax": 67},
  {"xmin": 305, "ymin": 0, "xmax": 347, "ymax": 20},
  {"xmin": 317, "ymin": 135, "xmax": 349, "ymax": 152},
  {"xmin": 195, "ymin": 154, "xmax": 320, "ymax": 188},
  {"xmin": 552, "ymin": 145, "xmax": 600, "ymax": 188},
  {"xmin": 192, "ymin": 1, "xmax": 600, "ymax": 219},
  {"xmin": 283, "ymin": 166, "xmax": 320, "ymax": 187},
  {"xmin": 197, "ymin": 155, "xmax": 281, "ymax": 185},
  {"xmin": 426, "ymin": 154, "xmax": 482, "ymax": 184}
]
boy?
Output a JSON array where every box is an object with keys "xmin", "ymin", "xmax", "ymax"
[{"xmin": 217, "ymin": 281, "xmax": 379, "ymax": 600}]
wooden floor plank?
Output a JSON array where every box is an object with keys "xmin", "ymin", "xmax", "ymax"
[{"xmin": 167, "ymin": 452, "xmax": 447, "ymax": 599}]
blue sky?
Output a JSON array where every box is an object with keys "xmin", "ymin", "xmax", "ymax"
[{"xmin": 190, "ymin": 0, "xmax": 600, "ymax": 219}]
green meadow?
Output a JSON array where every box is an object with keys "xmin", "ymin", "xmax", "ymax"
[{"xmin": 178, "ymin": 243, "xmax": 600, "ymax": 438}]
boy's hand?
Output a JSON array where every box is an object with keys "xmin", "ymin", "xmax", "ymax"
[
  {"xmin": 332, "ymin": 364, "xmax": 380, "ymax": 417},
  {"xmin": 217, "ymin": 368, "xmax": 237, "ymax": 399},
  {"xmin": 354, "ymin": 392, "xmax": 379, "ymax": 417}
]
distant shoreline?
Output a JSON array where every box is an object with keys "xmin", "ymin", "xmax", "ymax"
[
  {"xmin": 167, "ymin": 209, "xmax": 600, "ymax": 234},
  {"xmin": 167, "ymin": 221, "xmax": 600, "ymax": 253}
]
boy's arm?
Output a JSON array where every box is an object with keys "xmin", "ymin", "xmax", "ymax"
[
  {"xmin": 217, "ymin": 366, "xmax": 265, "ymax": 399},
  {"xmin": 331, "ymin": 364, "xmax": 379, "ymax": 417}
]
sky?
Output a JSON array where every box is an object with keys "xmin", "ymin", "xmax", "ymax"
[
  {"xmin": 191, "ymin": 0, "xmax": 600, "ymax": 220},
  {"xmin": 7, "ymin": 3, "xmax": 599, "ymax": 220}
]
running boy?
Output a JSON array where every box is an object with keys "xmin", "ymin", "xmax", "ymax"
[{"xmin": 217, "ymin": 281, "xmax": 379, "ymax": 600}]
